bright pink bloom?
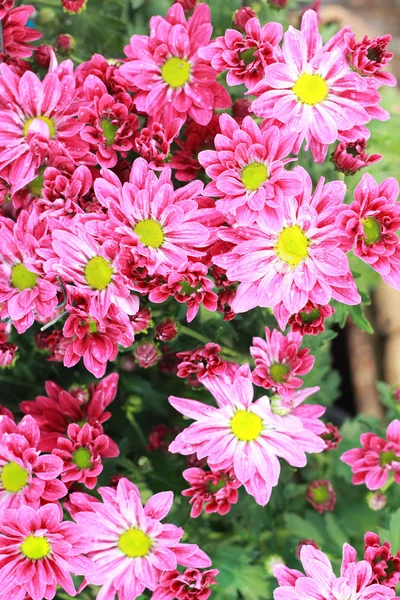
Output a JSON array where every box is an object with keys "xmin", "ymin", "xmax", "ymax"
[
  {"xmin": 0, "ymin": 1, "xmax": 14, "ymax": 19},
  {"xmin": 134, "ymin": 119, "xmax": 182, "ymax": 170},
  {"xmin": 152, "ymin": 568, "xmax": 219, "ymax": 600},
  {"xmin": 233, "ymin": 7, "xmax": 256, "ymax": 31},
  {"xmin": 169, "ymin": 366, "xmax": 325, "ymax": 506},
  {"xmin": 176, "ymin": 343, "xmax": 226, "ymax": 379},
  {"xmin": 0, "ymin": 503, "xmax": 92, "ymax": 600},
  {"xmin": 251, "ymin": 327, "xmax": 314, "ymax": 399},
  {"xmin": 331, "ymin": 139, "xmax": 381, "ymax": 175},
  {"xmin": 130, "ymin": 307, "xmax": 152, "ymax": 334},
  {"xmin": 215, "ymin": 166, "xmax": 361, "ymax": 314},
  {"xmin": 39, "ymin": 163, "xmax": 95, "ymax": 218},
  {"xmin": 120, "ymin": 4, "xmax": 231, "ymax": 126},
  {"xmin": 320, "ymin": 423, "xmax": 342, "ymax": 450},
  {"xmin": 306, "ymin": 480, "xmax": 336, "ymax": 513},
  {"xmin": 74, "ymin": 478, "xmax": 211, "ymax": 599},
  {"xmin": 0, "ymin": 415, "xmax": 67, "ymax": 515},
  {"xmin": 134, "ymin": 341, "xmax": 160, "ymax": 368},
  {"xmin": 0, "ymin": 342, "xmax": 17, "ymax": 367},
  {"xmin": 364, "ymin": 532, "xmax": 400, "ymax": 589},
  {"xmin": 341, "ymin": 420, "xmax": 400, "ymax": 490},
  {"xmin": 346, "ymin": 33, "xmax": 396, "ymax": 87},
  {"xmin": 199, "ymin": 114, "xmax": 302, "ymax": 225},
  {"xmin": 1, "ymin": 5, "xmax": 41, "ymax": 58},
  {"xmin": 182, "ymin": 467, "xmax": 240, "ymax": 517},
  {"xmin": 251, "ymin": 10, "xmax": 388, "ymax": 163},
  {"xmin": 337, "ymin": 174, "xmax": 400, "ymax": 289},
  {"xmin": 62, "ymin": 0, "xmax": 87, "ymax": 13},
  {"xmin": 282, "ymin": 301, "xmax": 334, "ymax": 335}
]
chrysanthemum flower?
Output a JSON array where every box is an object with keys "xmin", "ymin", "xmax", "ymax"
[
  {"xmin": 152, "ymin": 568, "xmax": 219, "ymax": 600},
  {"xmin": 233, "ymin": 6, "xmax": 256, "ymax": 31},
  {"xmin": 250, "ymin": 327, "xmax": 314, "ymax": 398},
  {"xmin": 364, "ymin": 532, "xmax": 400, "ymax": 589},
  {"xmin": 251, "ymin": 10, "xmax": 388, "ymax": 163},
  {"xmin": 214, "ymin": 166, "xmax": 361, "ymax": 314},
  {"xmin": 120, "ymin": 4, "xmax": 231, "ymax": 126},
  {"xmin": 278, "ymin": 300, "xmax": 334, "ymax": 335},
  {"xmin": 331, "ymin": 139, "xmax": 381, "ymax": 175},
  {"xmin": 176, "ymin": 343, "xmax": 226, "ymax": 380},
  {"xmin": 169, "ymin": 366, "xmax": 325, "ymax": 506},
  {"xmin": 341, "ymin": 419, "xmax": 400, "ymax": 490},
  {"xmin": 134, "ymin": 119, "xmax": 182, "ymax": 170},
  {"xmin": 346, "ymin": 33, "xmax": 396, "ymax": 87},
  {"xmin": 156, "ymin": 318, "xmax": 179, "ymax": 342},
  {"xmin": 133, "ymin": 341, "xmax": 160, "ymax": 368},
  {"xmin": 337, "ymin": 174, "xmax": 400, "ymax": 289},
  {"xmin": 0, "ymin": 1, "xmax": 14, "ymax": 20},
  {"xmin": 130, "ymin": 307, "xmax": 152, "ymax": 334},
  {"xmin": 199, "ymin": 114, "xmax": 302, "ymax": 225},
  {"xmin": 1, "ymin": 5, "xmax": 41, "ymax": 58},
  {"xmin": 62, "ymin": 0, "xmax": 87, "ymax": 13},
  {"xmin": 0, "ymin": 342, "xmax": 18, "ymax": 367},
  {"xmin": 182, "ymin": 467, "xmax": 240, "ymax": 517},
  {"xmin": 0, "ymin": 503, "xmax": 92, "ymax": 600},
  {"xmin": 306, "ymin": 480, "xmax": 336, "ymax": 513},
  {"xmin": 74, "ymin": 477, "xmax": 211, "ymax": 600},
  {"xmin": 320, "ymin": 423, "xmax": 342, "ymax": 450}
]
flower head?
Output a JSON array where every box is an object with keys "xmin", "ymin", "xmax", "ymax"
[
  {"xmin": 176, "ymin": 343, "xmax": 226, "ymax": 380},
  {"xmin": 134, "ymin": 341, "xmax": 160, "ymax": 368},
  {"xmin": 0, "ymin": 342, "xmax": 18, "ymax": 367},
  {"xmin": 233, "ymin": 7, "xmax": 257, "ymax": 31},
  {"xmin": 364, "ymin": 532, "xmax": 400, "ymax": 589},
  {"xmin": 306, "ymin": 480, "xmax": 336, "ymax": 513},
  {"xmin": 282, "ymin": 301, "xmax": 334, "ymax": 335},
  {"xmin": 62, "ymin": 0, "xmax": 87, "ymax": 13},
  {"xmin": 346, "ymin": 33, "xmax": 396, "ymax": 87},
  {"xmin": 1, "ymin": 5, "xmax": 41, "ymax": 58},
  {"xmin": 331, "ymin": 139, "xmax": 381, "ymax": 175},
  {"xmin": 366, "ymin": 491, "xmax": 387, "ymax": 511},
  {"xmin": 182, "ymin": 467, "xmax": 240, "ymax": 517},
  {"xmin": 320, "ymin": 423, "xmax": 342, "ymax": 450},
  {"xmin": 152, "ymin": 568, "xmax": 219, "ymax": 600}
]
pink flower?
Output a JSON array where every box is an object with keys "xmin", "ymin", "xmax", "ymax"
[
  {"xmin": 156, "ymin": 318, "xmax": 179, "ymax": 342},
  {"xmin": 337, "ymin": 174, "xmax": 400, "ymax": 289},
  {"xmin": 152, "ymin": 568, "xmax": 219, "ymax": 600},
  {"xmin": 134, "ymin": 341, "xmax": 160, "ymax": 368},
  {"xmin": 283, "ymin": 301, "xmax": 334, "ymax": 335},
  {"xmin": 74, "ymin": 477, "xmax": 211, "ymax": 599},
  {"xmin": 176, "ymin": 343, "xmax": 226, "ymax": 380},
  {"xmin": 250, "ymin": 327, "xmax": 314, "ymax": 399},
  {"xmin": 199, "ymin": 18, "xmax": 282, "ymax": 89},
  {"xmin": 296, "ymin": 539, "xmax": 319, "ymax": 558},
  {"xmin": 367, "ymin": 491, "xmax": 387, "ymax": 511},
  {"xmin": 331, "ymin": 139, "xmax": 381, "ymax": 175},
  {"xmin": 346, "ymin": 33, "xmax": 396, "ymax": 87},
  {"xmin": 120, "ymin": 4, "xmax": 231, "ymax": 126},
  {"xmin": 169, "ymin": 366, "xmax": 325, "ymax": 506},
  {"xmin": 251, "ymin": 10, "xmax": 388, "ymax": 163},
  {"xmin": 182, "ymin": 467, "xmax": 241, "ymax": 517},
  {"xmin": 306, "ymin": 480, "xmax": 336, "ymax": 513},
  {"xmin": 0, "ymin": 503, "xmax": 92, "ymax": 600},
  {"xmin": 62, "ymin": 0, "xmax": 87, "ymax": 13},
  {"xmin": 175, "ymin": 0, "xmax": 197, "ymax": 10},
  {"xmin": 130, "ymin": 307, "xmax": 152, "ymax": 334},
  {"xmin": 38, "ymin": 163, "xmax": 95, "ymax": 217},
  {"xmin": 341, "ymin": 420, "xmax": 400, "ymax": 490},
  {"xmin": 0, "ymin": 342, "xmax": 18, "ymax": 367},
  {"xmin": 33, "ymin": 44, "xmax": 52, "ymax": 68},
  {"xmin": 0, "ymin": 1, "xmax": 14, "ymax": 20},
  {"xmin": 0, "ymin": 415, "xmax": 67, "ymax": 515},
  {"xmin": 214, "ymin": 166, "xmax": 361, "ymax": 314},
  {"xmin": 268, "ymin": 0, "xmax": 288, "ymax": 7},
  {"xmin": 199, "ymin": 114, "xmax": 302, "ymax": 225},
  {"xmin": 55, "ymin": 33, "xmax": 75, "ymax": 54},
  {"xmin": 134, "ymin": 119, "xmax": 182, "ymax": 170},
  {"xmin": 320, "ymin": 423, "xmax": 342, "ymax": 450},
  {"xmin": 364, "ymin": 532, "xmax": 400, "ymax": 589},
  {"xmin": 233, "ymin": 7, "xmax": 257, "ymax": 31},
  {"xmin": 1, "ymin": 5, "xmax": 41, "ymax": 58}
]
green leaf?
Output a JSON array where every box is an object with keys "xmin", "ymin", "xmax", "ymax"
[
  {"xmin": 324, "ymin": 513, "xmax": 348, "ymax": 551},
  {"xmin": 386, "ymin": 509, "xmax": 400, "ymax": 553},
  {"xmin": 284, "ymin": 513, "xmax": 325, "ymax": 543}
]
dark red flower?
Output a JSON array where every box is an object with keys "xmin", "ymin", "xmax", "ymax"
[
  {"xmin": 156, "ymin": 318, "xmax": 179, "ymax": 342},
  {"xmin": 62, "ymin": 0, "xmax": 87, "ymax": 14},
  {"xmin": 56, "ymin": 33, "xmax": 76, "ymax": 55},
  {"xmin": 306, "ymin": 480, "xmax": 336, "ymax": 514},
  {"xmin": 320, "ymin": 423, "xmax": 342, "ymax": 450},
  {"xmin": 287, "ymin": 302, "xmax": 335, "ymax": 336},
  {"xmin": 233, "ymin": 7, "xmax": 256, "ymax": 31},
  {"xmin": 182, "ymin": 467, "xmax": 241, "ymax": 517},
  {"xmin": 332, "ymin": 139, "xmax": 381, "ymax": 176},
  {"xmin": 176, "ymin": 343, "xmax": 226, "ymax": 379}
]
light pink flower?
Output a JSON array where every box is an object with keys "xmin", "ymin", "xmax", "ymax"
[
  {"xmin": 182, "ymin": 467, "xmax": 240, "ymax": 517},
  {"xmin": 152, "ymin": 568, "xmax": 219, "ymax": 600}
]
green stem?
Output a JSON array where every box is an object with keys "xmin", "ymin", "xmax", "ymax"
[
  {"xmin": 179, "ymin": 325, "xmax": 248, "ymax": 360},
  {"xmin": 381, "ymin": 473, "xmax": 395, "ymax": 493},
  {"xmin": 337, "ymin": 172, "xmax": 345, "ymax": 181},
  {"xmin": 129, "ymin": 417, "xmax": 148, "ymax": 449}
]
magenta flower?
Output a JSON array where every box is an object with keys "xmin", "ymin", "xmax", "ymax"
[
  {"xmin": 182, "ymin": 467, "xmax": 241, "ymax": 517},
  {"xmin": 176, "ymin": 343, "xmax": 226, "ymax": 380},
  {"xmin": 214, "ymin": 166, "xmax": 361, "ymax": 314},
  {"xmin": 0, "ymin": 1, "xmax": 14, "ymax": 20},
  {"xmin": 152, "ymin": 568, "xmax": 219, "ymax": 600},
  {"xmin": 74, "ymin": 478, "xmax": 211, "ymax": 599},
  {"xmin": 1, "ymin": 5, "xmax": 41, "ymax": 58},
  {"xmin": 0, "ymin": 503, "xmax": 92, "ymax": 600},
  {"xmin": 199, "ymin": 114, "xmax": 302, "ymax": 225},
  {"xmin": 251, "ymin": 10, "xmax": 388, "ymax": 163},
  {"xmin": 320, "ymin": 423, "xmax": 342, "ymax": 450},
  {"xmin": 250, "ymin": 327, "xmax": 315, "ymax": 399},
  {"xmin": 39, "ymin": 164, "xmax": 94, "ymax": 218},
  {"xmin": 283, "ymin": 301, "xmax": 334, "ymax": 335},
  {"xmin": 331, "ymin": 139, "xmax": 381, "ymax": 175},
  {"xmin": 346, "ymin": 33, "xmax": 396, "ymax": 87},
  {"xmin": 364, "ymin": 532, "xmax": 400, "ymax": 590},
  {"xmin": 120, "ymin": 3, "xmax": 231, "ymax": 126},
  {"xmin": 341, "ymin": 420, "xmax": 400, "ymax": 490}
]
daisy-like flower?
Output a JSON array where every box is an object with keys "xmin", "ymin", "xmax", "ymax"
[
  {"xmin": 273, "ymin": 542, "xmax": 396, "ymax": 600},
  {"xmin": 120, "ymin": 3, "xmax": 231, "ymax": 126},
  {"xmin": 0, "ymin": 503, "xmax": 92, "ymax": 600},
  {"xmin": 341, "ymin": 419, "xmax": 400, "ymax": 490},
  {"xmin": 152, "ymin": 568, "xmax": 219, "ymax": 600},
  {"xmin": 74, "ymin": 477, "xmax": 211, "ymax": 600},
  {"xmin": 306, "ymin": 480, "xmax": 336, "ymax": 513},
  {"xmin": 1, "ymin": 5, "xmax": 41, "ymax": 58},
  {"xmin": 346, "ymin": 33, "xmax": 396, "ymax": 87},
  {"xmin": 169, "ymin": 365, "xmax": 325, "ymax": 506},
  {"xmin": 214, "ymin": 166, "xmax": 361, "ymax": 314},
  {"xmin": 364, "ymin": 532, "xmax": 400, "ymax": 589},
  {"xmin": 280, "ymin": 301, "xmax": 334, "ymax": 335},
  {"xmin": 199, "ymin": 114, "xmax": 302, "ymax": 225},
  {"xmin": 0, "ymin": 415, "xmax": 67, "ymax": 516},
  {"xmin": 250, "ymin": 327, "xmax": 315, "ymax": 398},
  {"xmin": 182, "ymin": 467, "xmax": 241, "ymax": 518},
  {"xmin": 251, "ymin": 10, "xmax": 388, "ymax": 163},
  {"xmin": 337, "ymin": 174, "xmax": 400, "ymax": 289},
  {"xmin": 176, "ymin": 343, "xmax": 227, "ymax": 380}
]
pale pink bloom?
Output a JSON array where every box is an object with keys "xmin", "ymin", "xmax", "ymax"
[
  {"xmin": 169, "ymin": 366, "xmax": 325, "ymax": 506},
  {"xmin": 152, "ymin": 568, "xmax": 219, "ymax": 600},
  {"xmin": 345, "ymin": 33, "xmax": 396, "ymax": 87},
  {"xmin": 341, "ymin": 420, "xmax": 400, "ymax": 490},
  {"xmin": 74, "ymin": 477, "xmax": 211, "ymax": 600},
  {"xmin": 182, "ymin": 467, "xmax": 240, "ymax": 517},
  {"xmin": 120, "ymin": 4, "xmax": 231, "ymax": 126},
  {"xmin": 214, "ymin": 166, "xmax": 361, "ymax": 314},
  {"xmin": 251, "ymin": 327, "xmax": 314, "ymax": 398},
  {"xmin": 199, "ymin": 114, "xmax": 302, "ymax": 225},
  {"xmin": 1, "ymin": 5, "xmax": 41, "ymax": 58},
  {"xmin": 0, "ymin": 503, "xmax": 92, "ymax": 600},
  {"xmin": 251, "ymin": 10, "xmax": 388, "ymax": 163}
]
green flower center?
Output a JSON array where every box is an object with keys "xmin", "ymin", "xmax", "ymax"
[
  {"xmin": 241, "ymin": 162, "xmax": 268, "ymax": 191},
  {"xmin": 240, "ymin": 48, "xmax": 257, "ymax": 66},
  {"xmin": 311, "ymin": 484, "xmax": 330, "ymax": 504},
  {"xmin": 84, "ymin": 256, "xmax": 113, "ymax": 290},
  {"xmin": 11, "ymin": 264, "xmax": 38, "ymax": 291},
  {"xmin": 1, "ymin": 461, "xmax": 29, "ymax": 493},
  {"xmin": 21, "ymin": 535, "xmax": 50, "ymax": 560},
  {"xmin": 293, "ymin": 73, "xmax": 329, "ymax": 105},
  {"xmin": 362, "ymin": 217, "xmax": 381, "ymax": 245},
  {"xmin": 72, "ymin": 447, "xmax": 92, "ymax": 470},
  {"xmin": 300, "ymin": 308, "xmax": 321, "ymax": 324},
  {"xmin": 100, "ymin": 119, "xmax": 119, "ymax": 145},
  {"xmin": 28, "ymin": 169, "xmax": 45, "ymax": 197},
  {"xmin": 134, "ymin": 219, "xmax": 164, "ymax": 249},
  {"xmin": 118, "ymin": 528, "xmax": 152, "ymax": 558},
  {"xmin": 180, "ymin": 281, "xmax": 201, "ymax": 296},
  {"xmin": 276, "ymin": 225, "xmax": 309, "ymax": 268},
  {"xmin": 209, "ymin": 479, "xmax": 226, "ymax": 494},
  {"xmin": 161, "ymin": 57, "xmax": 191, "ymax": 88},
  {"xmin": 380, "ymin": 451, "xmax": 398, "ymax": 467},
  {"xmin": 230, "ymin": 410, "xmax": 263, "ymax": 442},
  {"xmin": 269, "ymin": 363, "xmax": 290, "ymax": 383},
  {"xmin": 23, "ymin": 116, "xmax": 56, "ymax": 139}
]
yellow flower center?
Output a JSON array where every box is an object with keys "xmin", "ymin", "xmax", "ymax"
[
  {"xmin": 84, "ymin": 256, "xmax": 113, "ymax": 290},
  {"xmin": 230, "ymin": 410, "xmax": 263, "ymax": 442},
  {"xmin": 276, "ymin": 225, "xmax": 309, "ymax": 268},
  {"xmin": 1, "ymin": 461, "xmax": 29, "ymax": 493},
  {"xmin": 23, "ymin": 116, "xmax": 56, "ymax": 139},
  {"xmin": 100, "ymin": 119, "xmax": 119, "ymax": 145},
  {"xmin": 161, "ymin": 57, "xmax": 191, "ymax": 88},
  {"xmin": 269, "ymin": 363, "xmax": 290, "ymax": 383},
  {"xmin": 293, "ymin": 73, "xmax": 328, "ymax": 105},
  {"xmin": 11, "ymin": 264, "xmax": 38, "ymax": 291},
  {"xmin": 362, "ymin": 217, "xmax": 381, "ymax": 245},
  {"xmin": 241, "ymin": 162, "xmax": 268, "ymax": 191},
  {"xmin": 21, "ymin": 535, "xmax": 51, "ymax": 560},
  {"xmin": 134, "ymin": 219, "xmax": 164, "ymax": 249},
  {"xmin": 118, "ymin": 528, "xmax": 152, "ymax": 558},
  {"xmin": 72, "ymin": 447, "xmax": 92, "ymax": 470}
]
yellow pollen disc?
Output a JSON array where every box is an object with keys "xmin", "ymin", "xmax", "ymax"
[
  {"xmin": 230, "ymin": 410, "xmax": 263, "ymax": 442},
  {"xmin": 21, "ymin": 535, "xmax": 50, "ymax": 560},
  {"xmin": 362, "ymin": 217, "xmax": 381, "ymax": 245},
  {"xmin": 118, "ymin": 528, "xmax": 152, "ymax": 558},
  {"xmin": 134, "ymin": 219, "xmax": 164, "ymax": 249},
  {"xmin": 11, "ymin": 264, "xmax": 38, "ymax": 291},
  {"xmin": 23, "ymin": 116, "xmax": 56, "ymax": 139},
  {"xmin": 293, "ymin": 73, "xmax": 328, "ymax": 105},
  {"xmin": 1, "ymin": 461, "xmax": 29, "ymax": 493},
  {"xmin": 269, "ymin": 363, "xmax": 290, "ymax": 383},
  {"xmin": 241, "ymin": 162, "xmax": 268, "ymax": 191},
  {"xmin": 276, "ymin": 225, "xmax": 309, "ymax": 268},
  {"xmin": 73, "ymin": 447, "xmax": 92, "ymax": 470},
  {"xmin": 84, "ymin": 256, "xmax": 113, "ymax": 290},
  {"xmin": 161, "ymin": 57, "xmax": 191, "ymax": 88}
]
